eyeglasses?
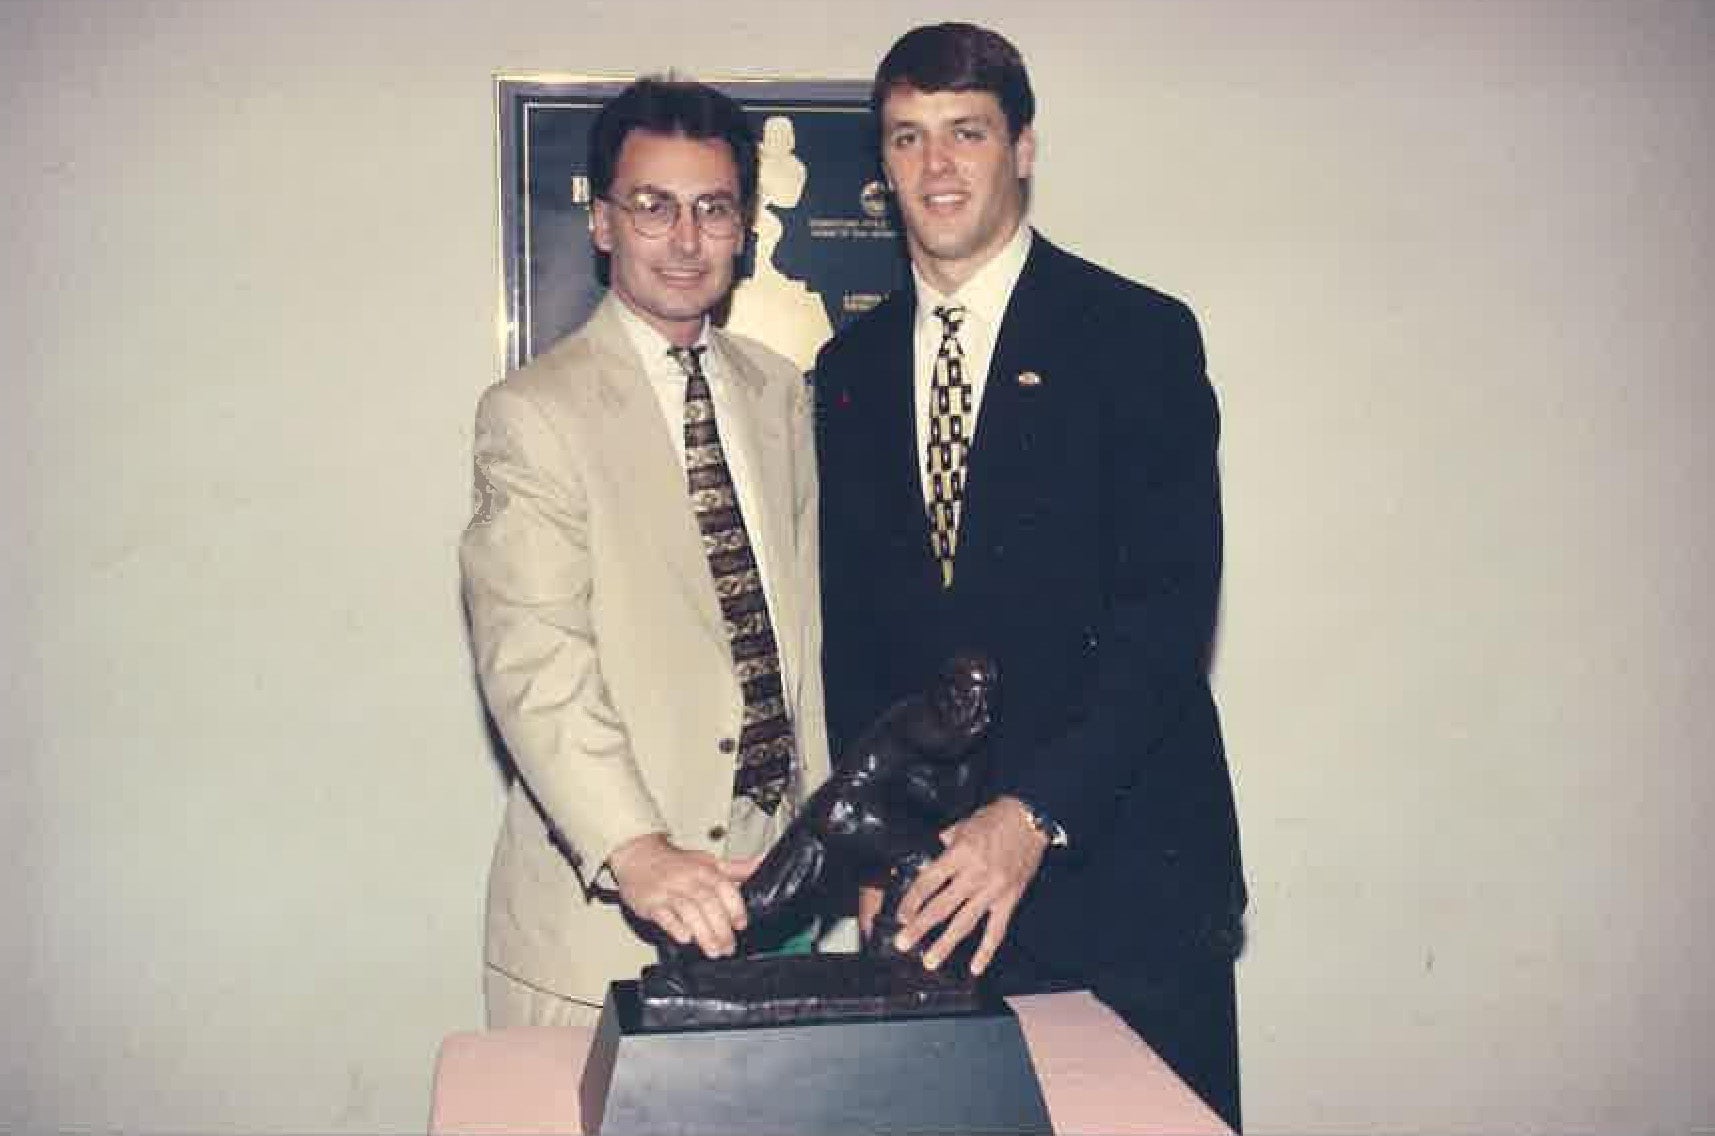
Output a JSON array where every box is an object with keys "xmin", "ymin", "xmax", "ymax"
[{"xmin": 603, "ymin": 189, "xmax": 745, "ymax": 239}]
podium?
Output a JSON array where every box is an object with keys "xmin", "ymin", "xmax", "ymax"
[{"xmin": 432, "ymin": 990, "xmax": 1232, "ymax": 1135}]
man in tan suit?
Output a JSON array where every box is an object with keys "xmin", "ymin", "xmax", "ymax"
[{"xmin": 462, "ymin": 78, "xmax": 830, "ymax": 1027}]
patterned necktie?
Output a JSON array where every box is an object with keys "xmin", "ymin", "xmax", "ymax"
[
  {"xmin": 925, "ymin": 304, "xmax": 970, "ymax": 589},
  {"xmin": 671, "ymin": 345, "xmax": 794, "ymax": 814}
]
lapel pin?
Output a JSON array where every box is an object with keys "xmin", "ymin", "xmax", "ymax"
[{"xmin": 1016, "ymin": 371, "xmax": 1043, "ymax": 388}]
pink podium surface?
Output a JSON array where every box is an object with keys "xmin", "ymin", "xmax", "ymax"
[{"xmin": 430, "ymin": 989, "xmax": 1230, "ymax": 1135}]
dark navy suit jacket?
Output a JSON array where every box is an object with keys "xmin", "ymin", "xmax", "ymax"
[{"xmin": 813, "ymin": 234, "xmax": 1246, "ymax": 992}]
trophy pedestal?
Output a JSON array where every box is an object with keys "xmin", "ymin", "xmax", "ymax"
[{"xmin": 580, "ymin": 978, "xmax": 1052, "ymax": 1135}]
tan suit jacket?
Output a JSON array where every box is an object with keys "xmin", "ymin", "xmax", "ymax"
[{"xmin": 462, "ymin": 296, "xmax": 830, "ymax": 1005}]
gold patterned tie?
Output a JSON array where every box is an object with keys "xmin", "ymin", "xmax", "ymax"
[
  {"xmin": 671, "ymin": 345, "xmax": 794, "ymax": 814},
  {"xmin": 925, "ymin": 305, "xmax": 970, "ymax": 589}
]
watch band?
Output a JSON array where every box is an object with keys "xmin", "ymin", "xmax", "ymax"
[{"xmin": 1018, "ymin": 798, "xmax": 1069, "ymax": 848}]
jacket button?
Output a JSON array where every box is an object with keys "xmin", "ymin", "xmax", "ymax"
[
  {"xmin": 708, "ymin": 825, "xmax": 727, "ymax": 842},
  {"xmin": 718, "ymin": 737, "xmax": 736, "ymax": 754}
]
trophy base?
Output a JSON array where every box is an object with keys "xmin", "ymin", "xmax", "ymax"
[
  {"xmin": 581, "ymin": 977, "xmax": 1052, "ymax": 1135},
  {"xmin": 637, "ymin": 950, "xmax": 980, "ymax": 1029}
]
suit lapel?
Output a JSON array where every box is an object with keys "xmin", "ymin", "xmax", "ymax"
[
  {"xmin": 961, "ymin": 240, "xmax": 1061, "ymax": 571},
  {"xmin": 579, "ymin": 299, "xmax": 729, "ymax": 647}
]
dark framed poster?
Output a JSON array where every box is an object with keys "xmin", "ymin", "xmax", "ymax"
[{"xmin": 496, "ymin": 75, "xmax": 907, "ymax": 375}]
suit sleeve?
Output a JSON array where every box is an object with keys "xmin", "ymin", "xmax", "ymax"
[
  {"xmin": 460, "ymin": 382, "xmax": 667, "ymax": 876},
  {"xmin": 994, "ymin": 297, "xmax": 1225, "ymax": 855},
  {"xmin": 812, "ymin": 344, "xmax": 888, "ymax": 768}
]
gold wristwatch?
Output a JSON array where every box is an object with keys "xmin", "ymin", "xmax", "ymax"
[{"xmin": 1018, "ymin": 798, "xmax": 1069, "ymax": 848}]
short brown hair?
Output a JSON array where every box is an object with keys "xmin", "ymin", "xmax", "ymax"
[
  {"xmin": 871, "ymin": 23, "xmax": 1035, "ymax": 139},
  {"xmin": 589, "ymin": 77, "xmax": 759, "ymax": 212}
]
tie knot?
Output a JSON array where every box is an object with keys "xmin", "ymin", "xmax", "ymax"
[
  {"xmin": 933, "ymin": 304, "xmax": 966, "ymax": 337},
  {"xmin": 668, "ymin": 345, "xmax": 707, "ymax": 379}
]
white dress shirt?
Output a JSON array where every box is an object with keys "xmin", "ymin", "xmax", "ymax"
[
  {"xmin": 613, "ymin": 304, "xmax": 784, "ymax": 615},
  {"xmin": 911, "ymin": 222, "xmax": 1034, "ymax": 510},
  {"xmin": 613, "ymin": 302, "xmax": 799, "ymax": 854}
]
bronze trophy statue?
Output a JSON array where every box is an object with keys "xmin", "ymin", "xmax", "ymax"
[
  {"xmin": 584, "ymin": 654, "xmax": 1053, "ymax": 1134},
  {"xmin": 638, "ymin": 652, "xmax": 998, "ymax": 1028}
]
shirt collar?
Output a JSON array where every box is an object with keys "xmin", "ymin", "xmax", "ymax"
[
  {"xmin": 912, "ymin": 221, "xmax": 1034, "ymax": 332},
  {"xmin": 612, "ymin": 298, "xmax": 711, "ymax": 378}
]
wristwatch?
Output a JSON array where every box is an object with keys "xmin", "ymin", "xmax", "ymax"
[{"xmin": 1017, "ymin": 798, "xmax": 1069, "ymax": 848}]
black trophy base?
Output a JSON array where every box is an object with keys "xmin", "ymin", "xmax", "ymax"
[
  {"xmin": 581, "ymin": 978, "xmax": 1052, "ymax": 1135},
  {"xmin": 638, "ymin": 950, "xmax": 981, "ymax": 1029}
]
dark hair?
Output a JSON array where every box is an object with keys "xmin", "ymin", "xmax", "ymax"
[
  {"xmin": 870, "ymin": 23, "xmax": 1035, "ymax": 138},
  {"xmin": 588, "ymin": 77, "xmax": 759, "ymax": 212}
]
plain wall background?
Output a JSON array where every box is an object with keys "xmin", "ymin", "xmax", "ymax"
[{"xmin": 3, "ymin": 0, "xmax": 1711, "ymax": 1131}]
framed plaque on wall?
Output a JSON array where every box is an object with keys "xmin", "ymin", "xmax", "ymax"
[{"xmin": 496, "ymin": 75, "xmax": 906, "ymax": 375}]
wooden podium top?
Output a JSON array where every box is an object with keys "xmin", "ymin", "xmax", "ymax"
[{"xmin": 430, "ymin": 989, "xmax": 1231, "ymax": 1135}]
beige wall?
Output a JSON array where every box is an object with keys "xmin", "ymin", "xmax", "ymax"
[{"xmin": 3, "ymin": 0, "xmax": 1711, "ymax": 1130}]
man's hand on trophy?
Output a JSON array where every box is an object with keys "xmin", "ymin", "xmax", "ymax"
[
  {"xmin": 608, "ymin": 832, "xmax": 758, "ymax": 958},
  {"xmin": 892, "ymin": 797, "xmax": 1049, "ymax": 976}
]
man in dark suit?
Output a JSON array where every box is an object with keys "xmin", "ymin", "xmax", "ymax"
[{"xmin": 813, "ymin": 23, "xmax": 1248, "ymax": 1129}]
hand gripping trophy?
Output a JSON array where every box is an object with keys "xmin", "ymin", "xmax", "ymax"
[{"xmin": 640, "ymin": 652, "xmax": 999, "ymax": 1027}]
